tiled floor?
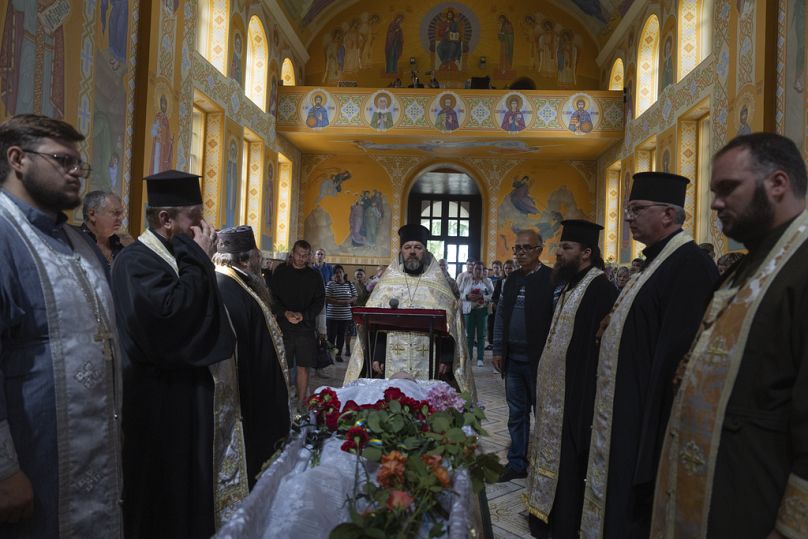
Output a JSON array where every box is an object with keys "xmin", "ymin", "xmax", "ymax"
[{"xmin": 309, "ymin": 348, "xmax": 529, "ymax": 539}]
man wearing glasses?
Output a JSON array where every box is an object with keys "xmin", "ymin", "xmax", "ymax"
[
  {"xmin": 0, "ymin": 114, "xmax": 123, "ymax": 536},
  {"xmin": 492, "ymin": 229, "xmax": 555, "ymax": 482},
  {"xmin": 580, "ymin": 172, "xmax": 718, "ymax": 538}
]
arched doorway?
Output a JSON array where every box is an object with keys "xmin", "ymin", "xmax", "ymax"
[{"xmin": 406, "ymin": 168, "xmax": 482, "ymax": 278}]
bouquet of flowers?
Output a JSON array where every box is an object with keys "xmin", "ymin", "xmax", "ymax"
[{"xmin": 304, "ymin": 384, "xmax": 502, "ymax": 538}]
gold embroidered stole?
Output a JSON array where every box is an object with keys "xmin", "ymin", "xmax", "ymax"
[
  {"xmin": 651, "ymin": 211, "xmax": 808, "ymax": 538},
  {"xmin": 138, "ymin": 230, "xmax": 249, "ymax": 527},
  {"xmin": 344, "ymin": 256, "xmax": 474, "ymax": 398},
  {"xmin": 525, "ymin": 267, "xmax": 603, "ymax": 522},
  {"xmin": 580, "ymin": 231, "xmax": 693, "ymax": 538},
  {"xmin": 214, "ymin": 265, "xmax": 291, "ymax": 392}
]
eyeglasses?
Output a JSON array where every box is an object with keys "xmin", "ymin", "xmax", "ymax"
[
  {"xmin": 623, "ymin": 203, "xmax": 670, "ymax": 219},
  {"xmin": 22, "ymin": 150, "xmax": 92, "ymax": 178},
  {"xmin": 512, "ymin": 244, "xmax": 542, "ymax": 253}
]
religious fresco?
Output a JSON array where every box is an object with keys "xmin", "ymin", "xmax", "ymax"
[
  {"xmin": 0, "ymin": 0, "xmax": 140, "ymax": 215},
  {"xmin": 223, "ymin": 137, "xmax": 241, "ymax": 228},
  {"xmin": 354, "ymin": 139, "xmax": 540, "ymax": 154},
  {"xmin": 231, "ymin": 30, "xmax": 244, "ymax": 86},
  {"xmin": 497, "ymin": 93, "xmax": 531, "ymax": 132},
  {"xmin": 386, "ymin": 14, "xmax": 405, "ymax": 74},
  {"xmin": 301, "ymin": 89, "xmax": 335, "ymax": 128},
  {"xmin": 423, "ymin": 5, "xmax": 478, "ymax": 72},
  {"xmin": 301, "ymin": 158, "xmax": 393, "ymax": 258},
  {"xmin": 782, "ymin": 0, "xmax": 806, "ymax": 154},
  {"xmin": 661, "ymin": 32, "xmax": 674, "ymax": 91},
  {"xmin": 495, "ymin": 162, "xmax": 594, "ymax": 261},
  {"xmin": 563, "ymin": 93, "xmax": 599, "ymax": 134},
  {"xmin": 149, "ymin": 91, "xmax": 174, "ymax": 175},
  {"xmin": 364, "ymin": 91, "xmax": 400, "ymax": 131},
  {"xmin": 319, "ymin": 11, "xmax": 381, "ymax": 83},
  {"xmin": 429, "ymin": 92, "xmax": 465, "ymax": 131},
  {"xmin": 262, "ymin": 158, "xmax": 275, "ymax": 248}
]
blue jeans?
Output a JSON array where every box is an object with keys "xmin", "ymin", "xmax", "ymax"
[
  {"xmin": 464, "ymin": 308, "xmax": 488, "ymax": 363},
  {"xmin": 505, "ymin": 358, "xmax": 537, "ymax": 472}
]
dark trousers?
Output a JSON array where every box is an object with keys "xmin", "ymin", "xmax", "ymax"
[
  {"xmin": 327, "ymin": 318, "xmax": 349, "ymax": 356},
  {"xmin": 505, "ymin": 358, "xmax": 537, "ymax": 473}
]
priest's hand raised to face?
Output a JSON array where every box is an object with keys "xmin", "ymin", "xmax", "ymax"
[
  {"xmin": 0, "ymin": 470, "xmax": 34, "ymax": 523},
  {"xmin": 372, "ymin": 360, "xmax": 384, "ymax": 374},
  {"xmin": 190, "ymin": 219, "xmax": 217, "ymax": 258}
]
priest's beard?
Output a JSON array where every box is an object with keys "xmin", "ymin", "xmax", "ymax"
[
  {"xmin": 719, "ymin": 180, "xmax": 774, "ymax": 244},
  {"xmin": 403, "ymin": 256, "xmax": 424, "ymax": 274},
  {"xmin": 552, "ymin": 254, "xmax": 582, "ymax": 285},
  {"xmin": 22, "ymin": 169, "xmax": 82, "ymax": 212},
  {"xmin": 242, "ymin": 267, "xmax": 273, "ymax": 308}
]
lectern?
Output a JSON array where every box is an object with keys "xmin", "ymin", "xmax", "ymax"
[{"xmin": 351, "ymin": 307, "xmax": 448, "ymax": 379}]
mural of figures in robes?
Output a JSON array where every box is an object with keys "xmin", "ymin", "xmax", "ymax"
[
  {"xmin": 262, "ymin": 160, "xmax": 274, "ymax": 248},
  {"xmin": 306, "ymin": 94, "xmax": 329, "ymax": 128},
  {"xmin": 359, "ymin": 13, "xmax": 379, "ymax": 67},
  {"xmin": 556, "ymin": 29, "xmax": 578, "ymax": 85},
  {"xmin": 567, "ymin": 99, "xmax": 593, "ymax": 133},
  {"xmin": 497, "ymin": 172, "xmax": 590, "ymax": 260},
  {"xmin": 303, "ymin": 166, "xmax": 392, "ymax": 257},
  {"xmin": 497, "ymin": 14, "xmax": 515, "ymax": 77},
  {"xmin": 224, "ymin": 138, "xmax": 240, "ymax": 228},
  {"xmin": 737, "ymin": 103, "xmax": 752, "ymax": 136},
  {"xmin": 785, "ymin": 0, "xmax": 805, "ymax": 150},
  {"xmin": 620, "ymin": 169, "xmax": 633, "ymax": 262},
  {"xmin": 538, "ymin": 19, "xmax": 558, "ymax": 79},
  {"xmin": 431, "ymin": 93, "xmax": 463, "ymax": 131},
  {"xmin": 499, "ymin": 94, "xmax": 527, "ymax": 132},
  {"xmin": 385, "ymin": 14, "xmax": 404, "ymax": 74},
  {"xmin": 269, "ymin": 74, "xmax": 278, "ymax": 117},
  {"xmin": 0, "ymin": 0, "xmax": 66, "ymax": 118},
  {"xmin": 661, "ymin": 34, "xmax": 674, "ymax": 90},
  {"xmin": 366, "ymin": 91, "xmax": 398, "ymax": 130},
  {"xmin": 343, "ymin": 19, "xmax": 362, "ymax": 72},
  {"xmin": 150, "ymin": 94, "xmax": 174, "ymax": 174},
  {"xmin": 523, "ymin": 15, "xmax": 542, "ymax": 72},
  {"xmin": 661, "ymin": 149, "xmax": 671, "ymax": 172},
  {"xmin": 231, "ymin": 32, "xmax": 244, "ymax": 86},
  {"xmin": 428, "ymin": 8, "xmax": 473, "ymax": 72},
  {"xmin": 101, "ymin": 0, "xmax": 129, "ymax": 70},
  {"xmin": 322, "ymin": 27, "xmax": 344, "ymax": 82}
]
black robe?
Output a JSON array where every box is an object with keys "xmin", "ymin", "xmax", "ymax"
[
  {"xmin": 111, "ymin": 233, "xmax": 236, "ymax": 539},
  {"xmin": 530, "ymin": 271, "xmax": 617, "ymax": 538},
  {"xmin": 604, "ymin": 231, "xmax": 719, "ymax": 538},
  {"xmin": 708, "ymin": 220, "xmax": 808, "ymax": 537},
  {"xmin": 216, "ymin": 269, "xmax": 290, "ymax": 489}
]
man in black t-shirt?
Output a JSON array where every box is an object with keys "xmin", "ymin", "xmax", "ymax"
[{"xmin": 270, "ymin": 239, "xmax": 325, "ymax": 407}]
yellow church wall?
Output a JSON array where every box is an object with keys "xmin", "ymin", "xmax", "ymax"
[
  {"xmin": 303, "ymin": 1, "xmax": 601, "ymax": 91},
  {"xmin": 0, "ymin": 1, "xmax": 141, "ymax": 225},
  {"xmin": 598, "ymin": 0, "xmax": 778, "ymax": 262},
  {"xmin": 495, "ymin": 161, "xmax": 596, "ymax": 264}
]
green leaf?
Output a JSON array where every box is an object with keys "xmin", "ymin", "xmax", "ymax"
[
  {"xmin": 429, "ymin": 522, "xmax": 445, "ymax": 537},
  {"xmin": 329, "ymin": 523, "xmax": 363, "ymax": 539},
  {"xmin": 446, "ymin": 428, "xmax": 466, "ymax": 443},
  {"xmin": 388, "ymin": 415, "xmax": 405, "ymax": 433},
  {"xmin": 366, "ymin": 528, "xmax": 387, "ymax": 539},
  {"xmin": 367, "ymin": 412, "xmax": 383, "ymax": 433},
  {"xmin": 430, "ymin": 413, "xmax": 451, "ymax": 433},
  {"xmin": 363, "ymin": 446, "xmax": 382, "ymax": 462},
  {"xmin": 388, "ymin": 399, "xmax": 402, "ymax": 413}
]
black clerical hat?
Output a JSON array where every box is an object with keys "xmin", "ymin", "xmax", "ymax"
[
  {"xmin": 629, "ymin": 172, "xmax": 690, "ymax": 206},
  {"xmin": 217, "ymin": 226, "xmax": 257, "ymax": 254},
  {"xmin": 398, "ymin": 224, "xmax": 429, "ymax": 246},
  {"xmin": 560, "ymin": 219, "xmax": 603, "ymax": 249},
  {"xmin": 145, "ymin": 170, "xmax": 203, "ymax": 207}
]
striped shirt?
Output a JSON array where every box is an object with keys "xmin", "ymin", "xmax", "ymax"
[{"xmin": 325, "ymin": 280, "xmax": 357, "ymax": 320}]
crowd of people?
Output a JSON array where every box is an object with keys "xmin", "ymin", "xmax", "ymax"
[{"xmin": 1, "ymin": 111, "xmax": 805, "ymax": 539}]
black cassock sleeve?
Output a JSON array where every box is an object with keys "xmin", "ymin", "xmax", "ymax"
[{"xmin": 111, "ymin": 234, "xmax": 235, "ymax": 368}]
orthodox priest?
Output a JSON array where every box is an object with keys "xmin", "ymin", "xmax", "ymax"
[
  {"xmin": 526, "ymin": 220, "xmax": 617, "ymax": 538},
  {"xmin": 652, "ymin": 134, "xmax": 808, "ymax": 538},
  {"xmin": 0, "ymin": 115, "xmax": 123, "ymax": 537},
  {"xmin": 343, "ymin": 224, "xmax": 473, "ymax": 396},
  {"xmin": 111, "ymin": 171, "xmax": 247, "ymax": 538},
  {"xmin": 213, "ymin": 226, "xmax": 291, "ymax": 489},
  {"xmin": 580, "ymin": 172, "xmax": 719, "ymax": 538}
]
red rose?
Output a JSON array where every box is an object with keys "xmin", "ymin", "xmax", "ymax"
[
  {"xmin": 384, "ymin": 387, "xmax": 405, "ymax": 401},
  {"xmin": 346, "ymin": 426, "xmax": 369, "ymax": 448},
  {"xmin": 386, "ymin": 489, "xmax": 414, "ymax": 510},
  {"xmin": 341, "ymin": 439, "xmax": 356, "ymax": 452},
  {"xmin": 325, "ymin": 410, "xmax": 340, "ymax": 431},
  {"xmin": 342, "ymin": 400, "xmax": 360, "ymax": 412}
]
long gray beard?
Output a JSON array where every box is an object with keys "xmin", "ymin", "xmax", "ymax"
[
  {"xmin": 403, "ymin": 257, "xmax": 423, "ymax": 273},
  {"xmin": 243, "ymin": 270, "xmax": 273, "ymax": 308}
]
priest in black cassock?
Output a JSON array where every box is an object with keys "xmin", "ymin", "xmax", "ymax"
[
  {"xmin": 213, "ymin": 225, "xmax": 291, "ymax": 489},
  {"xmin": 579, "ymin": 172, "xmax": 719, "ymax": 538},
  {"xmin": 526, "ymin": 220, "xmax": 617, "ymax": 538},
  {"xmin": 111, "ymin": 171, "xmax": 247, "ymax": 539},
  {"xmin": 652, "ymin": 134, "xmax": 808, "ymax": 538}
]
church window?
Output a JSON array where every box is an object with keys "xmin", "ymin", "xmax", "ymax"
[
  {"xmin": 245, "ymin": 17, "xmax": 269, "ymax": 110},
  {"xmin": 281, "ymin": 58, "xmax": 296, "ymax": 86},
  {"xmin": 609, "ymin": 58, "xmax": 624, "ymax": 91},
  {"xmin": 636, "ymin": 14, "xmax": 660, "ymax": 117},
  {"xmin": 197, "ymin": 0, "xmax": 229, "ymax": 75}
]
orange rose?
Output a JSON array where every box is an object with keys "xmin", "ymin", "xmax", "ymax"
[
  {"xmin": 433, "ymin": 466, "xmax": 450, "ymax": 488},
  {"xmin": 386, "ymin": 489, "xmax": 414, "ymax": 510}
]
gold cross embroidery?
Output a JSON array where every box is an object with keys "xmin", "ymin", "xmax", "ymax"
[{"xmin": 95, "ymin": 329, "xmax": 114, "ymax": 361}]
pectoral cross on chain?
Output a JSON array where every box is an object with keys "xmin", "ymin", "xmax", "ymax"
[{"xmin": 95, "ymin": 328, "xmax": 114, "ymax": 361}]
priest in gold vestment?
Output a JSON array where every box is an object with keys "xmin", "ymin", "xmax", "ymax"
[
  {"xmin": 652, "ymin": 134, "xmax": 808, "ymax": 539},
  {"xmin": 344, "ymin": 224, "xmax": 474, "ymax": 396}
]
